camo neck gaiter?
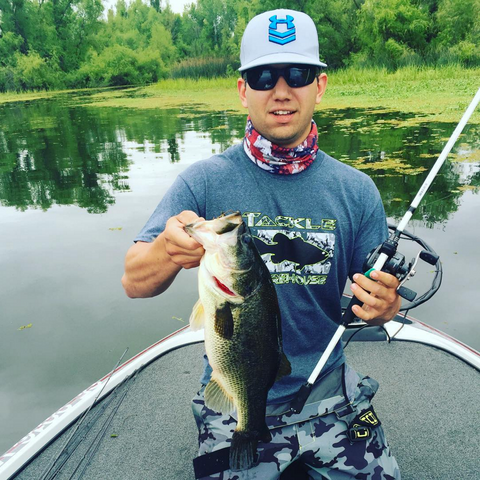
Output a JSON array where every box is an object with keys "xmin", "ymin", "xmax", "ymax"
[{"xmin": 243, "ymin": 116, "xmax": 318, "ymax": 175}]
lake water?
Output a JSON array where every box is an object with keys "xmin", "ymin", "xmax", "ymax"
[{"xmin": 1, "ymin": 88, "xmax": 479, "ymax": 455}]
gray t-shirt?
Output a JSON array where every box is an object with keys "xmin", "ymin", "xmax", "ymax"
[{"xmin": 135, "ymin": 142, "xmax": 388, "ymax": 403}]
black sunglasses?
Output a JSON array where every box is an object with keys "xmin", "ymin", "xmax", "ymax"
[{"xmin": 243, "ymin": 65, "xmax": 319, "ymax": 91}]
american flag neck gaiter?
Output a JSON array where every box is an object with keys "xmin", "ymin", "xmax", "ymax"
[{"xmin": 243, "ymin": 116, "xmax": 318, "ymax": 175}]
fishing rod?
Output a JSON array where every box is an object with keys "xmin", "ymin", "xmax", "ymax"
[
  {"xmin": 290, "ymin": 86, "xmax": 480, "ymax": 415},
  {"xmin": 40, "ymin": 348, "xmax": 129, "ymax": 480}
]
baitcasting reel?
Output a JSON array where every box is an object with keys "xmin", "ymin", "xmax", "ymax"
[{"xmin": 362, "ymin": 225, "xmax": 442, "ymax": 311}]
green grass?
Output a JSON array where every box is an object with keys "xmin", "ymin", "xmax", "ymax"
[
  {"xmin": 147, "ymin": 76, "xmax": 236, "ymax": 92},
  {"xmin": 147, "ymin": 66, "xmax": 480, "ymax": 124},
  {"xmin": 323, "ymin": 65, "xmax": 480, "ymax": 123},
  {"xmin": 139, "ymin": 65, "xmax": 480, "ymax": 123},
  {"xmin": 2, "ymin": 65, "xmax": 479, "ymax": 123}
]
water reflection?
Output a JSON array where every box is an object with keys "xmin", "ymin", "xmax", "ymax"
[
  {"xmin": 0, "ymin": 100, "xmax": 130, "ymax": 213},
  {"xmin": 316, "ymin": 107, "xmax": 480, "ymax": 227},
  {"xmin": 0, "ymin": 91, "xmax": 479, "ymax": 225},
  {"xmin": 1, "ymin": 88, "xmax": 479, "ymax": 457}
]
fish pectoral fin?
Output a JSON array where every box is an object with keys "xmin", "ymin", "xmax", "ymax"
[
  {"xmin": 214, "ymin": 303, "xmax": 234, "ymax": 340},
  {"xmin": 275, "ymin": 352, "xmax": 292, "ymax": 382},
  {"xmin": 189, "ymin": 299, "xmax": 205, "ymax": 331},
  {"xmin": 204, "ymin": 378, "xmax": 234, "ymax": 414}
]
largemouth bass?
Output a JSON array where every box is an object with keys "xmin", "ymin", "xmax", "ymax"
[{"xmin": 185, "ymin": 211, "xmax": 291, "ymax": 471}]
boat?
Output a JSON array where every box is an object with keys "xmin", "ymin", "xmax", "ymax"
[
  {"xmin": 1, "ymin": 228, "xmax": 479, "ymax": 479},
  {"xmin": 1, "ymin": 294, "xmax": 479, "ymax": 480}
]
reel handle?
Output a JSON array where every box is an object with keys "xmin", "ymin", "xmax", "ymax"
[
  {"xmin": 397, "ymin": 286, "xmax": 417, "ymax": 302},
  {"xmin": 420, "ymin": 250, "xmax": 439, "ymax": 265}
]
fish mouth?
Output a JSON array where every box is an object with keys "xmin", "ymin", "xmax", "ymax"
[
  {"xmin": 217, "ymin": 211, "xmax": 242, "ymax": 221},
  {"xmin": 197, "ymin": 251, "xmax": 244, "ymax": 302},
  {"xmin": 184, "ymin": 211, "xmax": 244, "ymax": 246}
]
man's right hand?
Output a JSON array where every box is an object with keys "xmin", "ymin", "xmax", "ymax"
[
  {"xmin": 122, "ymin": 210, "xmax": 205, "ymax": 298},
  {"xmin": 163, "ymin": 211, "xmax": 205, "ymax": 269}
]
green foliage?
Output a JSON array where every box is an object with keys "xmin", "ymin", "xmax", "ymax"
[
  {"xmin": 0, "ymin": 0, "xmax": 479, "ymax": 91},
  {"xmin": 74, "ymin": 44, "xmax": 168, "ymax": 87},
  {"xmin": 0, "ymin": 51, "xmax": 63, "ymax": 92},
  {"xmin": 74, "ymin": 0, "xmax": 174, "ymax": 87},
  {"xmin": 14, "ymin": 51, "xmax": 63, "ymax": 90},
  {"xmin": 435, "ymin": 0, "xmax": 479, "ymax": 45},
  {"xmin": 353, "ymin": 0, "xmax": 431, "ymax": 68},
  {"xmin": 433, "ymin": 0, "xmax": 480, "ymax": 66},
  {"xmin": 305, "ymin": 0, "xmax": 361, "ymax": 69},
  {"xmin": 0, "ymin": 32, "xmax": 23, "ymax": 67}
]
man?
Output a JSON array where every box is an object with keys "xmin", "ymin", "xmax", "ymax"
[{"xmin": 122, "ymin": 9, "xmax": 401, "ymax": 479}]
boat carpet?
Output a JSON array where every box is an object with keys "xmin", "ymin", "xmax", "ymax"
[{"xmin": 15, "ymin": 339, "xmax": 479, "ymax": 479}]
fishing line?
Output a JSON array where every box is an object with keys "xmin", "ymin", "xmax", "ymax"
[
  {"xmin": 39, "ymin": 348, "xmax": 129, "ymax": 480},
  {"xmin": 343, "ymin": 324, "xmax": 392, "ymax": 350},
  {"xmin": 72, "ymin": 370, "xmax": 139, "ymax": 480},
  {"xmin": 391, "ymin": 310, "xmax": 409, "ymax": 340},
  {"xmin": 343, "ymin": 307, "xmax": 409, "ymax": 349},
  {"xmin": 418, "ymin": 191, "xmax": 455, "ymax": 208}
]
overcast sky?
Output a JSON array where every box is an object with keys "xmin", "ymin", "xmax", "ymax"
[{"xmin": 165, "ymin": 0, "xmax": 193, "ymax": 13}]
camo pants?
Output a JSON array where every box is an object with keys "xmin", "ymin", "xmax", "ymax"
[{"xmin": 192, "ymin": 365, "xmax": 400, "ymax": 479}]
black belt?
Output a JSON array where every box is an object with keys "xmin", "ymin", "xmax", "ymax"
[{"xmin": 193, "ymin": 447, "xmax": 230, "ymax": 478}]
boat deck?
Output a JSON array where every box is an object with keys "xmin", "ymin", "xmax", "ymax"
[{"xmin": 15, "ymin": 333, "xmax": 480, "ymax": 479}]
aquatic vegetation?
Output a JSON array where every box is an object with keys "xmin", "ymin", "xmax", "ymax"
[
  {"xmin": 1, "ymin": 65, "xmax": 478, "ymax": 219},
  {"xmin": 323, "ymin": 66, "xmax": 480, "ymax": 124},
  {"xmin": 0, "ymin": 90, "xmax": 55, "ymax": 105},
  {"xmin": 2, "ymin": 66, "xmax": 479, "ymax": 125},
  {"xmin": 458, "ymin": 185, "xmax": 480, "ymax": 192},
  {"xmin": 346, "ymin": 156, "xmax": 428, "ymax": 175},
  {"xmin": 449, "ymin": 147, "xmax": 480, "ymax": 163}
]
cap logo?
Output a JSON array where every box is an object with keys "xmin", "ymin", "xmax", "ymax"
[{"xmin": 268, "ymin": 15, "xmax": 296, "ymax": 45}]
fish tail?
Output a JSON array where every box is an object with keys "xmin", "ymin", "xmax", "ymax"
[
  {"xmin": 229, "ymin": 425, "xmax": 271, "ymax": 471},
  {"xmin": 229, "ymin": 431, "xmax": 258, "ymax": 471}
]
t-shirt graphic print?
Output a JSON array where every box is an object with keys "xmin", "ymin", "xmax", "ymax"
[{"xmin": 243, "ymin": 212, "xmax": 336, "ymax": 286}]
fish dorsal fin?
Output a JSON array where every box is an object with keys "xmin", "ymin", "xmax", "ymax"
[
  {"xmin": 204, "ymin": 378, "xmax": 234, "ymax": 414},
  {"xmin": 275, "ymin": 352, "xmax": 292, "ymax": 382},
  {"xmin": 189, "ymin": 299, "xmax": 205, "ymax": 331},
  {"xmin": 215, "ymin": 303, "xmax": 234, "ymax": 339}
]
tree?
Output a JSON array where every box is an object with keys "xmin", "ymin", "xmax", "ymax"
[
  {"xmin": 433, "ymin": 0, "xmax": 480, "ymax": 65},
  {"xmin": 354, "ymin": 0, "xmax": 431, "ymax": 68}
]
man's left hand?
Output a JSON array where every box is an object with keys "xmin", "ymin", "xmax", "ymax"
[{"xmin": 350, "ymin": 270, "xmax": 401, "ymax": 325}]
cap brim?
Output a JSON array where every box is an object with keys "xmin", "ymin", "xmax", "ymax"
[{"xmin": 239, "ymin": 53, "xmax": 327, "ymax": 72}]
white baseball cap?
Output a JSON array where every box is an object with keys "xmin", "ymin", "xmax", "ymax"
[{"xmin": 239, "ymin": 9, "xmax": 327, "ymax": 72}]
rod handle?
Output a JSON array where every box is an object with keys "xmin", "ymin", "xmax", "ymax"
[
  {"xmin": 290, "ymin": 383, "xmax": 312, "ymax": 414},
  {"xmin": 342, "ymin": 295, "xmax": 362, "ymax": 326}
]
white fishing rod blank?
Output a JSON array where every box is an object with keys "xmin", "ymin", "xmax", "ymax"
[
  {"xmin": 290, "ymin": 86, "xmax": 480, "ymax": 414},
  {"xmin": 395, "ymin": 86, "xmax": 480, "ymax": 234}
]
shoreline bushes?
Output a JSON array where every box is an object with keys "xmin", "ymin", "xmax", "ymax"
[{"xmin": 0, "ymin": 0, "xmax": 479, "ymax": 92}]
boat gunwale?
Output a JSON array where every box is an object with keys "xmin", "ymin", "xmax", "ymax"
[
  {"xmin": 1, "ymin": 310, "xmax": 479, "ymax": 479},
  {"xmin": 0, "ymin": 325, "xmax": 203, "ymax": 479}
]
